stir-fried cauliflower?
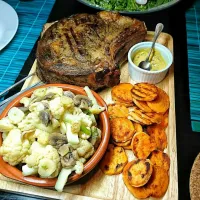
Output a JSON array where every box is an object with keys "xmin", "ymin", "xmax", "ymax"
[{"xmin": 0, "ymin": 86, "xmax": 104, "ymax": 192}]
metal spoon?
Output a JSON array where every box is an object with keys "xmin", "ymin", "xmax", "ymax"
[{"xmin": 138, "ymin": 23, "xmax": 164, "ymax": 71}]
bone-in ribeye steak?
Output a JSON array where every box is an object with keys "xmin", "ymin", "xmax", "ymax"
[{"xmin": 36, "ymin": 11, "xmax": 147, "ymax": 90}]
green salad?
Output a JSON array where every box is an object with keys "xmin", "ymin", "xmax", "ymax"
[{"xmin": 85, "ymin": 0, "xmax": 173, "ymax": 12}]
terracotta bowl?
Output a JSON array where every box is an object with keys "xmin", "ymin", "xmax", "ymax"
[{"xmin": 0, "ymin": 84, "xmax": 110, "ymax": 187}]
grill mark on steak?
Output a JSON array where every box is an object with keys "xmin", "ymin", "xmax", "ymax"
[
  {"xmin": 64, "ymin": 32, "xmax": 74, "ymax": 54},
  {"xmin": 70, "ymin": 27, "xmax": 85, "ymax": 57},
  {"xmin": 36, "ymin": 11, "xmax": 147, "ymax": 91}
]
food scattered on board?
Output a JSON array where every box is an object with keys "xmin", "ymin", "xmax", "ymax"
[
  {"xmin": 36, "ymin": 11, "xmax": 147, "ymax": 91},
  {"xmin": 0, "ymin": 86, "xmax": 105, "ymax": 192},
  {"xmin": 101, "ymin": 82, "xmax": 170, "ymax": 199}
]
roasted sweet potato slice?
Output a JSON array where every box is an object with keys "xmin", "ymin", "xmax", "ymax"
[
  {"xmin": 110, "ymin": 117, "xmax": 135, "ymax": 142},
  {"xmin": 130, "ymin": 106, "xmax": 163, "ymax": 124},
  {"xmin": 145, "ymin": 112, "xmax": 163, "ymax": 124},
  {"xmin": 100, "ymin": 144, "xmax": 128, "ymax": 175},
  {"xmin": 125, "ymin": 159, "xmax": 153, "ymax": 187},
  {"xmin": 147, "ymin": 87, "xmax": 170, "ymax": 113},
  {"xmin": 111, "ymin": 83, "xmax": 133, "ymax": 105},
  {"xmin": 123, "ymin": 162, "xmax": 150, "ymax": 199},
  {"xmin": 159, "ymin": 110, "xmax": 169, "ymax": 129},
  {"xmin": 146, "ymin": 125, "xmax": 168, "ymax": 151},
  {"xmin": 146, "ymin": 166, "xmax": 169, "ymax": 198},
  {"xmin": 131, "ymin": 132, "xmax": 156, "ymax": 159},
  {"xmin": 107, "ymin": 103, "xmax": 129, "ymax": 119},
  {"xmin": 133, "ymin": 98, "xmax": 153, "ymax": 112},
  {"xmin": 133, "ymin": 122, "xmax": 143, "ymax": 133},
  {"xmin": 149, "ymin": 150, "xmax": 170, "ymax": 171},
  {"xmin": 112, "ymin": 139, "xmax": 131, "ymax": 147},
  {"xmin": 112, "ymin": 98, "xmax": 134, "ymax": 107},
  {"xmin": 131, "ymin": 83, "xmax": 158, "ymax": 101},
  {"xmin": 128, "ymin": 107, "xmax": 152, "ymax": 125}
]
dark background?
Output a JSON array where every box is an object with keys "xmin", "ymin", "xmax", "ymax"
[{"xmin": 1, "ymin": 0, "xmax": 199, "ymax": 199}]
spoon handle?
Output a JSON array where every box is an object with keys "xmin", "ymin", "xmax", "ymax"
[{"xmin": 145, "ymin": 23, "xmax": 164, "ymax": 61}]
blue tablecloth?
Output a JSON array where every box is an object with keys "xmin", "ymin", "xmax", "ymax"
[
  {"xmin": 186, "ymin": 0, "xmax": 200, "ymax": 132},
  {"xmin": 0, "ymin": 0, "xmax": 55, "ymax": 98}
]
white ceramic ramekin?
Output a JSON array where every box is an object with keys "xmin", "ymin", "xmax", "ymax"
[{"xmin": 128, "ymin": 42, "xmax": 173, "ymax": 84}]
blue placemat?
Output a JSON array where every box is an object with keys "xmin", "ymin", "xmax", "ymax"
[
  {"xmin": 0, "ymin": 0, "xmax": 55, "ymax": 100},
  {"xmin": 186, "ymin": 0, "xmax": 200, "ymax": 132}
]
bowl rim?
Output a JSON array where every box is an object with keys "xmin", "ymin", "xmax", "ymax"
[
  {"xmin": 0, "ymin": 83, "xmax": 110, "ymax": 187},
  {"xmin": 128, "ymin": 41, "xmax": 173, "ymax": 74},
  {"xmin": 76, "ymin": 0, "xmax": 181, "ymax": 15}
]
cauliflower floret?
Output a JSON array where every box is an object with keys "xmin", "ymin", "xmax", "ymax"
[
  {"xmin": 49, "ymin": 97, "xmax": 65, "ymax": 119},
  {"xmin": 46, "ymin": 87, "xmax": 63, "ymax": 97},
  {"xmin": 25, "ymin": 141, "xmax": 61, "ymax": 178},
  {"xmin": 29, "ymin": 102, "xmax": 45, "ymax": 113},
  {"xmin": 18, "ymin": 112, "xmax": 40, "ymax": 132},
  {"xmin": 32, "ymin": 88, "xmax": 47, "ymax": 98},
  {"xmin": 61, "ymin": 96, "xmax": 74, "ymax": 109},
  {"xmin": 89, "ymin": 104, "xmax": 105, "ymax": 115},
  {"xmin": 20, "ymin": 97, "xmax": 31, "ymax": 107},
  {"xmin": 73, "ymin": 160, "xmax": 84, "ymax": 175},
  {"xmin": 52, "ymin": 118, "xmax": 60, "ymax": 129},
  {"xmin": 0, "ymin": 117, "xmax": 16, "ymax": 132},
  {"xmin": 35, "ymin": 122, "xmax": 54, "ymax": 133},
  {"xmin": 0, "ymin": 129, "xmax": 31, "ymax": 166},
  {"xmin": 73, "ymin": 107, "xmax": 82, "ymax": 115},
  {"xmin": 35, "ymin": 129, "xmax": 50, "ymax": 145},
  {"xmin": 2, "ymin": 132, "xmax": 8, "ymax": 140},
  {"xmin": 78, "ymin": 112, "xmax": 93, "ymax": 128},
  {"xmin": 76, "ymin": 139, "xmax": 94, "ymax": 159}
]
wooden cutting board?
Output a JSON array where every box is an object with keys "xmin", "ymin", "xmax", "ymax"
[{"xmin": 0, "ymin": 31, "xmax": 178, "ymax": 200}]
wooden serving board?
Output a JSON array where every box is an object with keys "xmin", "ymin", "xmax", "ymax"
[{"xmin": 0, "ymin": 31, "xmax": 178, "ymax": 200}]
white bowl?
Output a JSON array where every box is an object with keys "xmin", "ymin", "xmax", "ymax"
[{"xmin": 128, "ymin": 42, "xmax": 173, "ymax": 84}]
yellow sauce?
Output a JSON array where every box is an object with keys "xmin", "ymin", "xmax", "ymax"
[{"xmin": 132, "ymin": 48, "xmax": 167, "ymax": 71}]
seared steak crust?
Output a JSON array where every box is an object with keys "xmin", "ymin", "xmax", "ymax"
[{"xmin": 36, "ymin": 11, "xmax": 147, "ymax": 90}]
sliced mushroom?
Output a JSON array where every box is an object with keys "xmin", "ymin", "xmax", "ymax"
[
  {"xmin": 58, "ymin": 144, "xmax": 70, "ymax": 156},
  {"xmin": 72, "ymin": 150, "xmax": 79, "ymax": 160},
  {"xmin": 39, "ymin": 110, "xmax": 52, "ymax": 126},
  {"xmin": 49, "ymin": 132, "xmax": 68, "ymax": 149},
  {"xmin": 63, "ymin": 91, "xmax": 75, "ymax": 99},
  {"xmin": 30, "ymin": 96, "xmax": 43, "ymax": 104},
  {"xmin": 79, "ymin": 99, "xmax": 89, "ymax": 110},
  {"xmin": 41, "ymin": 101, "xmax": 49, "ymax": 109},
  {"xmin": 74, "ymin": 95, "xmax": 92, "ymax": 107},
  {"xmin": 43, "ymin": 92, "xmax": 55, "ymax": 100},
  {"xmin": 61, "ymin": 152, "xmax": 76, "ymax": 168}
]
